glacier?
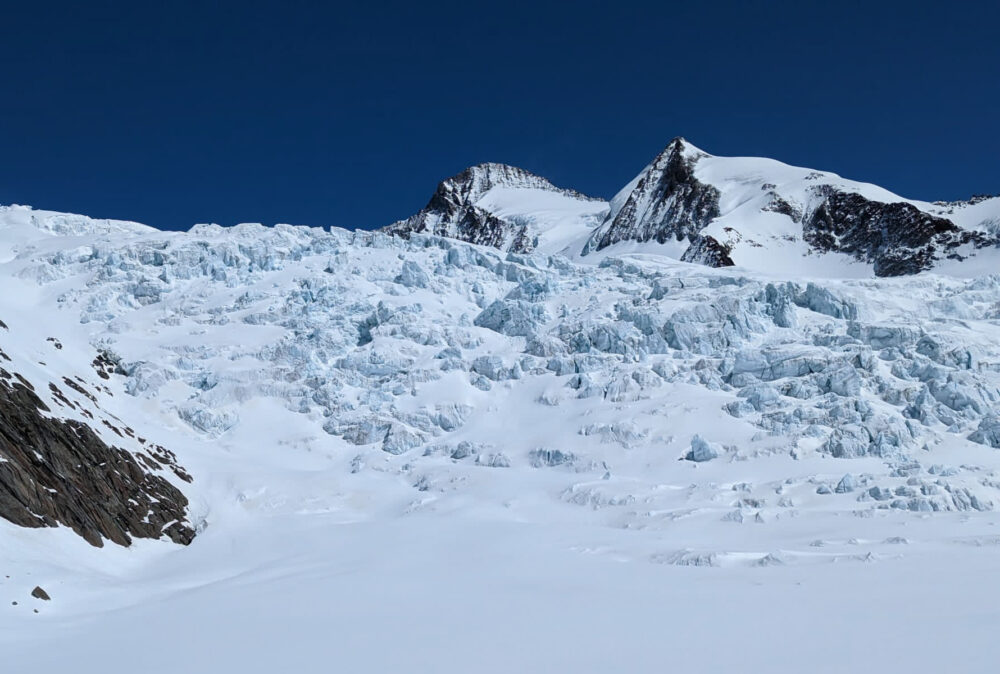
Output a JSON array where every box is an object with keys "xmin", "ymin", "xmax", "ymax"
[{"xmin": 1, "ymin": 138, "xmax": 1000, "ymax": 673}]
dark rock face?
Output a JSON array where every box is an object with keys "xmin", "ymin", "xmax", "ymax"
[
  {"xmin": 91, "ymin": 350, "xmax": 126, "ymax": 380},
  {"xmin": 681, "ymin": 235, "xmax": 734, "ymax": 267},
  {"xmin": 804, "ymin": 188, "xmax": 990, "ymax": 276},
  {"xmin": 0, "ymin": 366, "xmax": 194, "ymax": 548},
  {"xmin": 449, "ymin": 204, "xmax": 528, "ymax": 251},
  {"xmin": 762, "ymin": 191, "xmax": 802, "ymax": 220},
  {"xmin": 589, "ymin": 138, "xmax": 721, "ymax": 251},
  {"xmin": 31, "ymin": 586, "xmax": 50, "ymax": 601},
  {"xmin": 386, "ymin": 162, "xmax": 597, "ymax": 253}
]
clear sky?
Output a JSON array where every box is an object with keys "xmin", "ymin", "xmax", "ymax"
[{"xmin": 1, "ymin": 0, "xmax": 997, "ymax": 231}]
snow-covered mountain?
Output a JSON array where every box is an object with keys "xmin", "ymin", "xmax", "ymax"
[
  {"xmin": 386, "ymin": 162, "xmax": 608, "ymax": 255},
  {"xmin": 3, "ymin": 136, "xmax": 1000, "ymax": 672},
  {"xmin": 390, "ymin": 139, "xmax": 1000, "ymax": 277},
  {"xmin": 584, "ymin": 137, "xmax": 1000, "ymax": 276}
]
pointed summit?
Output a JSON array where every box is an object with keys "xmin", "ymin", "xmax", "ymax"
[
  {"xmin": 665, "ymin": 135, "xmax": 687, "ymax": 151},
  {"xmin": 660, "ymin": 136, "xmax": 711, "ymax": 161},
  {"xmin": 585, "ymin": 137, "xmax": 721, "ymax": 253}
]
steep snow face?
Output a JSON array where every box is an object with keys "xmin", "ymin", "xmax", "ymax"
[
  {"xmin": 584, "ymin": 139, "xmax": 1000, "ymax": 276},
  {"xmin": 5, "ymin": 204, "xmax": 1000, "ymax": 671},
  {"xmin": 385, "ymin": 163, "xmax": 608, "ymax": 255}
]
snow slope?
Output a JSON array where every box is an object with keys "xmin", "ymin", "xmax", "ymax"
[
  {"xmin": 2, "ymin": 201, "xmax": 1000, "ymax": 672},
  {"xmin": 386, "ymin": 163, "xmax": 608, "ymax": 255}
]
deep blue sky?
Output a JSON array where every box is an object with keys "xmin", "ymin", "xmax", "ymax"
[{"xmin": 1, "ymin": 1, "xmax": 997, "ymax": 231}]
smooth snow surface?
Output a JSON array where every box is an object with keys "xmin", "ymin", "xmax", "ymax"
[
  {"xmin": 2, "ymin": 204, "xmax": 1000, "ymax": 672},
  {"xmin": 476, "ymin": 185, "xmax": 608, "ymax": 255}
]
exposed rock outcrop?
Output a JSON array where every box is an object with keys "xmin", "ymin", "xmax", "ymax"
[
  {"xmin": 681, "ymin": 234, "xmax": 735, "ymax": 267},
  {"xmin": 804, "ymin": 187, "xmax": 992, "ymax": 276},
  {"xmin": 0, "ymin": 366, "xmax": 194, "ymax": 548}
]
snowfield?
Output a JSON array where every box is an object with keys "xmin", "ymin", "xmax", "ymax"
[{"xmin": 2, "ymin": 201, "xmax": 1000, "ymax": 672}]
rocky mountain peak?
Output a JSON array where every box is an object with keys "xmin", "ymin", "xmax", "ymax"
[
  {"xmin": 385, "ymin": 163, "xmax": 605, "ymax": 254},
  {"xmin": 662, "ymin": 135, "xmax": 705, "ymax": 157},
  {"xmin": 383, "ymin": 138, "xmax": 1000, "ymax": 276},
  {"xmin": 424, "ymin": 163, "xmax": 566, "ymax": 214},
  {"xmin": 584, "ymin": 137, "xmax": 722, "ymax": 254}
]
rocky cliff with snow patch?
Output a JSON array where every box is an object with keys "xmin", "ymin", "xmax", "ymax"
[
  {"xmin": 0, "ymin": 319, "xmax": 193, "ymax": 547},
  {"xmin": 583, "ymin": 138, "xmax": 1000, "ymax": 276},
  {"xmin": 385, "ymin": 162, "xmax": 607, "ymax": 255}
]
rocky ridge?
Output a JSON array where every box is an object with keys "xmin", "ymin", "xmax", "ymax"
[
  {"xmin": 0, "ymin": 314, "xmax": 194, "ymax": 548},
  {"xmin": 387, "ymin": 138, "xmax": 1000, "ymax": 276},
  {"xmin": 584, "ymin": 137, "xmax": 724, "ymax": 255}
]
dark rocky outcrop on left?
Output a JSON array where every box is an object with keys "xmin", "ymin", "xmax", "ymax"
[{"xmin": 0, "ymin": 365, "xmax": 194, "ymax": 548}]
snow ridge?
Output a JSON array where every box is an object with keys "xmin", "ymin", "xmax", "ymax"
[
  {"xmin": 385, "ymin": 139, "xmax": 1000, "ymax": 277},
  {"xmin": 581, "ymin": 139, "xmax": 1000, "ymax": 275},
  {"xmin": 385, "ymin": 163, "xmax": 608, "ymax": 254}
]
